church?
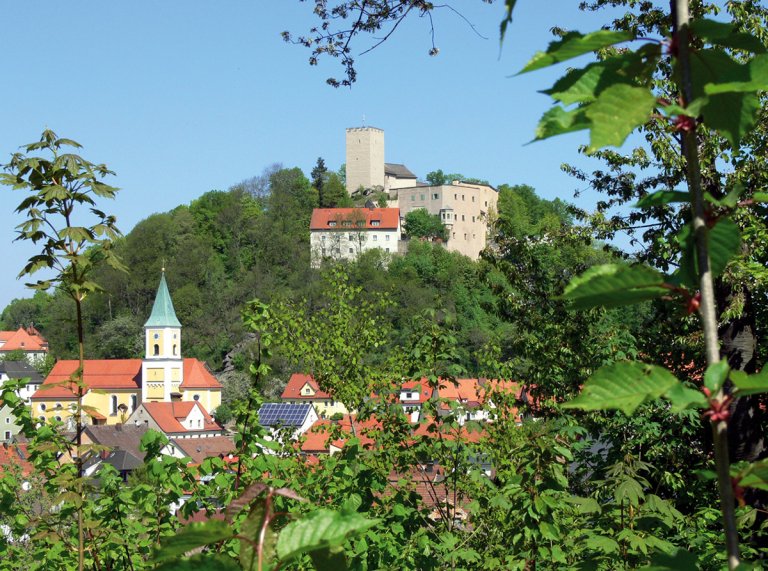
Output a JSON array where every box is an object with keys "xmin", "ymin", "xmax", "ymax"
[{"xmin": 30, "ymin": 272, "xmax": 222, "ymax": 426}]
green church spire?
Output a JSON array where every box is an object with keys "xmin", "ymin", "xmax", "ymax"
[{"xmin": 145, "ymin": 271, "xmax": 182, "ymax": 328}]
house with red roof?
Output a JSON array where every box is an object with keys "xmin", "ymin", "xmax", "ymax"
[
  {"xmin": 0, "ymin": 326, "xmax": 48, "ymax": 363},
  {"xmin": 309, "ymin": 207, "xmax": 401, "ymax": 267},
  {"xmin": 128, "ymin": 401, "xmax": 224, "ymax": 440},
  {"xmin": 281, "ymin": 373, "xmax": 349, "ymax": 418},
  {"xmin": 29, "ymin": 272, "xmax": 222, "ymax": 427}
]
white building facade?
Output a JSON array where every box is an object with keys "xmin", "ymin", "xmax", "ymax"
[{"xmin": 310, "ymin": 207, "xmax": 401, "ymax": 267}]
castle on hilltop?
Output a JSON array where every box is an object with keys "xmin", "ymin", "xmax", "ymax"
[{"xmin": 311, "ymin": 127, "xmax": 498, "ymax": 262}]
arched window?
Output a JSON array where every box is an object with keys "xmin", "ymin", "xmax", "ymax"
[
  {"xmin": 55, "ymin": 402, "xmax": 62, "ymax": 410},
  {"xmin": 153, "ymin": 344, "xmax": 160, "ymax": 356},
  {"xmin": 110, "ymin": 395, "xmax": 118, "ymax": 415},
  {"xmin": 173, "ymin": 344, "xmax": 177, "ymax": 356},
  {"xmin": 131, "ymin": 394, "xmax": 138, "ymax": 412}
]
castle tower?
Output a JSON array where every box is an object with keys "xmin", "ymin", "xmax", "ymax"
[
  {"xmin": 141, "ymin": 271, "xmax": 184, "ymax": 402},
  {"xmin": 345, "ymin": 127, "xmax": 385, "ymax": 194}
]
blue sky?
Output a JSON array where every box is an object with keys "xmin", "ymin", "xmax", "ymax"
[{"xmin": 1, "ymin": 1, "xmax": 640, "ymax": 309}]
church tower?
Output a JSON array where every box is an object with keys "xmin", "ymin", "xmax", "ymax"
[{"xmin": 141, "ymin": 271, "xmax": 184, "ymax": 402}]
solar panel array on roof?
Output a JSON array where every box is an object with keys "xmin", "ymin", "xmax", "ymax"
[{"xmin": 258, "ymin": 403, "xmax": 312, "ymax": 427}]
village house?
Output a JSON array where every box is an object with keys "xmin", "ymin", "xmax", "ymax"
[
  {"xmin": 29, "ymin": 272, "xmax": 222, "ymax": 426},
  {"xmin": 128, "ymin": 401, "xmax": 225, "ymax": 440},
  {"xmin": 1, "ymin": 361, "xmax": 44, "ymax": 442},
  {"xmin": 259, "ymin": 402, "xmax": 318, "ymax": 439},
  {"xmin": 280, "ymin": 373, "xmax": 349, "ymax": 418},
  {"xmin": 0, "ymin": 326, "xmax": 48, "ymax": 363}
]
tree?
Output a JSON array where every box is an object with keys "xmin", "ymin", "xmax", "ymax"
[
  {"xmin": 1, "ymin": 129, "xmax": 123, "ymax": 570},
  {"xmin": 404, "ymin": 209, "xmax": 448, "ymax": 241},
  {"xmin": 426, "ymin": 169, "xmax": 447, "ymax": 186},
  {"xmin": 311, "ymin": 156, "xmax": 328, "ymax": 206}
]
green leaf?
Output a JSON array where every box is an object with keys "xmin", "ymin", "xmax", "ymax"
[
  {"xmin": 154, "ymin": 521, "xmax": 234, "ymax": 562},
  {"xmin": 531, "ymin": 105, "xmax": 590, "ymax": 142},
  {"xmin": 586, "ymin": 84, "xmax": 656, "ymax": 150},
  {"xmin": 499, "ymin": 0, "xmax": 518, "ymax": 46},
  {"xmin": 704, "ymin": 361, "xmax": 730, "ymax": 393},
  {"xmin": 153, "ymin": 555, "xmax": 241, "ymax": 571},
  {"xmin": 675, "ymin": 218, "xmax": 741, "ymax": 288},
  {"xmin": 309, "ymin": 548, "xmax": 349, "ymax": 571},
  {"xmin": 753, "ymin": 192, "xmax": 768, "ymax": 202},
  {"xmin": 276, "ymin": 509, "xmax": 379, "ymax": 563},
  {"xmin": 690, "ymin": 19, "xmax": 767, "ymax": 53},
  {"xmin": 704, "ymin": 54, "xmax": 768, "ymax": 94},
  {"xmin": 635, "ymin": 190, "xmax": 689, "ymax": 208},
  {"xmin": 239, "ymin": 501, "xmax": 277, "ymax": 571},
  {"xmin": 702, "ymin": 91, "xmax": 761, "ymax": 147},
  {"xmin": 560, "ymin": 263, "xmax": 668, "ymax": 310},
  {"xmin": 639, "ymin": 548, "xmax": 699, "ymax": 570},
  {"xmin": 731, "ymin": 368, "xmax": 768, "ymax": 397},
  {"xmin": 663, "ymin": 382, "xmax": 708, "ymax": 412},
  {"xmin": 564, "ymin": 361, "xmax": 681, "ymax": 415},
  {"xmin": 738, "ymin": 459, "xmax": 768, "ymax": 491},
  {"xmin": 584, "ymin": 534, "xmax": 620, "ymax": 554},
  {"xmin": 520, "ymin": 30, "xmax": 634, "ymax": 73}
]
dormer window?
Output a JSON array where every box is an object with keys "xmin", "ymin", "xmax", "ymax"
[
  {"xmin": 371, "ymin": 220, "xmax": 380, "ymax": 227},
  {"xmin": 342, "ymin": 220, "xmax": 352, "ymax": 227},
  {"xmin": 328, "ymin": 221, "xmax": 337, "ymax": 227}
]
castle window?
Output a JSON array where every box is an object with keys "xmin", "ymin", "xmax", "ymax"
[
  {"xmin": 432, "ymin": 193, "xmax": 439, "ymax": 200},
  {"xmin": 462, "ymin": 195, "xmax": 465, "ymax": 201},
  {"xmin": 472, "ymin": 216, "xmax": 475, "ymax": 222},
  {"xmin": 484, "ymin": 201, "xmax": 488, "ymax": 207},
  {"xmin": 153, "ymin": 344, "xmax": 159, "ymax": 356},
  {"xmin": 110, "ymin": 396, "xmax": 118, "ymax": 415},
  {"xmin": 472, "ymin": 196, "xmax": 475, "ymax": 202},
  {"xmin": 462, "ymin": 215, "xmax": 465, "ymax": 221}
]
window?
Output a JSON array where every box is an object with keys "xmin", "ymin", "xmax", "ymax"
[
  {"xmin": 328, "ymin": 221, "xmax": 337, "ymax": 227},
  {"xmin": 386, "ymin": 247, "xmax": 390, "ymax": 252},
  {"xmin": 454, "ymin": 193, "xmax": 457, "ymax": 200},
  {"xmin": 461, "ymin": 215, "xmax": 465, "ymax": 221},
  {"xmin": 5, "ymin": 418, "xmax": 10, "ymax": 424},
  {"xmin": 54, "ymin": 416, "xmax": 62, "ymax": 422},
  {"xmin": 452, "ymin": 232, "xmax": 456, "ymax": 238},
  {"xmin": 321, "ymin": 235, "xmax": 326, "ymax": 241},
  {"xmin": 4, "ymin": 431, "xmax": 10, "ymax": 441},
  {"xmin": 472, "ymin": 216, "xmax": 475, "ymax": 222},
  {"xmin": 197, "ymin": 419, "xmax": 202, "ymax": 428},
  {"xmin": 372, "ymin": 235, "xmax": 378, "ymax": 241},
  {"xmin": 385, "ymin": 234, "xmax": 390, "ymax": 241},
  {"xmin": 349, "ymin": 247, "xmax": 354, "ymax": 254},
  {"xmin": 473, "ymin": 233, "xmax": 476, "ymax": 239},
  {"xmin": 356, "ymin": 220, "xmax": 365, "ymax": 227},
  {"xmin": 38, "ymin": 416, "xmax": 45, "ymax": 423},
  {"xmin": 173, "ymin": 344, "xmax": 177, "ymax": 355},
  {"xmin": 462, "ymin": 194, "xmax": 465, "ymax": 201},
  {"xmin": 349, "ymin": 234, "xmax": 354, "ymax": 240},
  {"xmin": 411, "ymin": 195, "xmax": 415, "ymax": 201},
  {"xmin": 484, "ymin": 200, "xmax": 488, "ymax": 207},
  {"xmin": 110, "ymin": 395, "xmax": 118, "ymax": 415},
  {"xmin": 432, "ymin": 193, "xmax": 439, "ymax": 200},
  {"xmin": 342, "ymin": 220, "xmax": 352, "ymax": 227},
  {"xmin": 371, "ymin": 220, "xmax": 380, "ymax": 227},
  {"xmin": 464, "ymin": 233, "xmax": 467, "ymax": 240},
  {"xmin": 153, "ymin": 344, "xmax": 159, "ymax": 356},
  {"xmin": 154, "ymin": 333, "xmax": 159, "ymax": 340},
  {"xmin": 472, "ymin": 196, "xmax": 475, "ymax": 202},
  {"xmin": 55, "ymin": 402, "xmax": 62, "ymax": 410},
  {"xmin": 193, "ymin": 394, "xmax": 200, "ymax": 401},
  {"xmin": 131, "ymin": 395, "xmax": 138, "ymax": 412},
  {"xmin": 420, "ymin": 194, "xmax": 425, "ymax": 201},
  {"xmin": 39, "ymin": 403, "xmax": 46, "ymax": 412}
]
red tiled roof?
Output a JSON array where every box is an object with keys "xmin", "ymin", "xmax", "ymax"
[
  {"xmin": 400, "ymin": 379, "xmax": 433, "ymax": 404},
  {"xmin": 141, "ymin": 401, "xmax": 222, "ymax": 434},
  {"xmin": 310, "ymin": 208, "xmax": 400, "ymax": 231},
  {"xmin": 300, "ymin": 415, "xmax": 379, "ymax": 453},
  {"xmin": 180, "ymin": 358, "xmax": 222, "ymax": 389},
  {"xmin": 31, "ymin": 358, "xmax": 220, "ymax": 399},
  {"xmin": 0, "ymin": 443, "xmax": 33, "ymax": 476},
  {"xmin": 0, "ymin": 327, "xmax": 48, "ymax": 352},
  {"xmin": 172, "ymin": 435, "xmax": 235, "ymax": 464},
  {"xmin": 281, "ymin": 373, "xmax": 331, "ymax": 400}
]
